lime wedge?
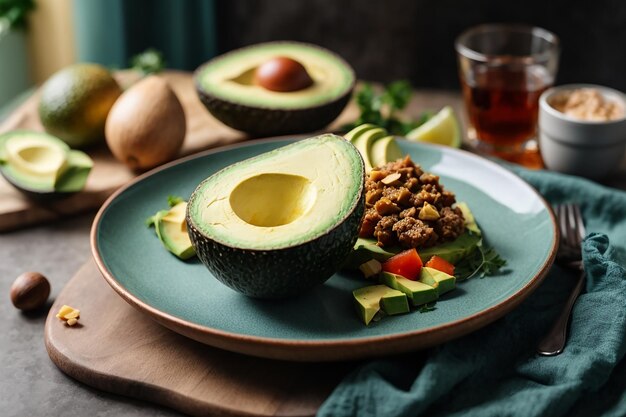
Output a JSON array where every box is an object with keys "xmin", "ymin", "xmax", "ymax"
[{"xmin": 405, "ymin": 106, "xmax": 461, "ymax": 148}]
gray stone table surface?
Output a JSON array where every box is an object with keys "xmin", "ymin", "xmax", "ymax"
[{"xmin": 0, "ymin": 213, "xmax": 184, "ymax": 417}]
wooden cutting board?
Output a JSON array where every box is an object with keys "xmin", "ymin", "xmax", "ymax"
[
  {"xmin": 45, "ymin": 259, "xmax": 356, "ymax": 417},
  {"xmin": 0, "ymin": 70, "xmax": 360, "ymax": 233},
  {"xmin": 0, "ymin": 71, "xmax": 241, "ymax": 232}
]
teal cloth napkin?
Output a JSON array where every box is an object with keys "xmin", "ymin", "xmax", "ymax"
[{"xmin": 319, "ymin": 167, "xmax": 626, "ymax": 417}]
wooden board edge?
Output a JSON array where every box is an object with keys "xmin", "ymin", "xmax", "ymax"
[{"xmin": 43, "ymin": 260, "xmax": 317, "ymax": 417}]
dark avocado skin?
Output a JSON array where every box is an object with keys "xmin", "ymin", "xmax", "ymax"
[
  {"xmin": 187, "ymin": 194, "xmax": 364, "ymax": 299},
  {"xmin": 0, "ymin": 170, "xmax": 71, "ymax": 201},
  {"xmin": 195, "ymin": 86, "xmax": 352, "ymax": 137},
  {"xmin": 38, "ymin": 64, "xmax": 122, "ymax": 148}
]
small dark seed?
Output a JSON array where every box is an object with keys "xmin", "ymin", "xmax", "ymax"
[{"xmin": 10, "ymin": 272, "xmax": 51, "ymax": 311}]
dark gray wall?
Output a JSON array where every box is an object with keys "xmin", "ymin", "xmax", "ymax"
[{"xmin": 215, "ymin": 0, "xmax": 626, "ymax": 91}]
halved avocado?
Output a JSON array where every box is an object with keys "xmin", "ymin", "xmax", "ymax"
[
  {"xmin": 186, "ymin": 134, "xmax": 365, "ymax": 299},
  {"xmin": 0, "ymin": 131, "xmax": 93, "ymax": 199},
  {"xmin": 194, "ymin": 42, "xmax": 355, "ymax": 136}
]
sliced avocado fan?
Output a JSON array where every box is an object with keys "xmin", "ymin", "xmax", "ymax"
[{"xmin": 344, "ymin": 124, "xmax": 403, "ymax": 173}]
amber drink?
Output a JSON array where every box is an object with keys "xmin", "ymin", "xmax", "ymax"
[{"xmin": 456, "ymin": 25, "xmax": 559, "ymax": 164}]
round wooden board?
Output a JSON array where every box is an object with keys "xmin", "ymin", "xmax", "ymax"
[{"xmin": 44, "ymin": 260, "xmax": 354, "ymax": 417}]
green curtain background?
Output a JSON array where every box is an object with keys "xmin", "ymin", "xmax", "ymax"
[{"xmin": 72, "ymin": 0, "xmax": 217, "ymax": 70}]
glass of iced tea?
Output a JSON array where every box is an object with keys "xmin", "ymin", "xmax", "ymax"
[{"xmin": 455, "ymin": 25, "xmax": 559, "ymax": 165}]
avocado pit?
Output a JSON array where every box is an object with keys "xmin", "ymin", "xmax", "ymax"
[
  {"xmin": 254, "ymin": 56, "xmax": 314, "ymax": 92},
  {"xmin": 230, "ymin": 173, "xmax": 316, "ymax": 227}
]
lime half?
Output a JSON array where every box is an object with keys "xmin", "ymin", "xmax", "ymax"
[{"xmin": 405, "ymin": 106, "xmax": 461, "ymax": 148}]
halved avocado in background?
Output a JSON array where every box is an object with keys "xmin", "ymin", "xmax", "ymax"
[
  {"xmin": 0, "ymin": 131, "xmax": 93, "ymax": 199},
  {"xmin": 194, "ymin": 41, "xmax": 355, "ymax": 136},
  {"xmin": 186, "ymin": 134, "xmax": 365, "ymax": 299}
]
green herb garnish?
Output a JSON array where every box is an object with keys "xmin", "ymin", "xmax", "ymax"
[
  {"xmin": 130, "ymin": 48, "xmax": 165, "ymax": 76},
  {"xmin": 145, "ymin": 195, "xmax": 184, "ymax": 226},
  {"xmin": 343, "ymin": 80, "xmax": 432, "ymax": 135},
  {"xmin": 0, "ymin": 0, "xmax": 35, "ymax": 34},
  {"xmin": 167, "ymin": 195, "xmax": 184, "ymax": 207},
  {"xmin": 455, "ymin": 244, "xmax": 507, "ymax": 281}
]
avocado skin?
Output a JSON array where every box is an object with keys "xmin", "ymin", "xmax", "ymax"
[
  {"xmin": 0, "ymin": 169, "xmax": 73, "ymax": 201},
  {"xmin": 195, "ymin": 84, "xmax": 352, "ymax": 137},
  {"xmin": 187, "ymin": 191, "xmax": 365, "ymax": 299},
  {"xmin": 38, "ymin": 64, "xmax": 122, "ymax": 148}
]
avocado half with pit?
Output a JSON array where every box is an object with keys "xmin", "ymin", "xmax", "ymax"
[
  {"xmin": 194, "ymin": 41, "xmax": 355, "ymax": 136},
  {"xmin": 186, "ymin": 134, "xmax": 365, "ymax": 299},
  {"xmin": 0, "ymin": 130, "xmax": 93, "ymax": 199}
]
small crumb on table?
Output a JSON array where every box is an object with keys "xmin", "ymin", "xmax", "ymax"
[{"xmin": 56, "ymin": 305, "xmax": 80, "ymax": 326}]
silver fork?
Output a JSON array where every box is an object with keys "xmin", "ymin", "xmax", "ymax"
[{"xmin": 537, "ymin": 204, "xmax": 586, "ymax": 356}]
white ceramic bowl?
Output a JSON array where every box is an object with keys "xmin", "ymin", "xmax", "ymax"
[{"xmin": 539, "ymin": 84, "xmax": 626, "ymax": 180}]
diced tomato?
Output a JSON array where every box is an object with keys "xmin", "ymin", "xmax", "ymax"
[
  {"xmin": 382, "ymin": 249, "xmax": 423, "ymax": 280},
  {"xmin": 425, "ymin": 255, "xmax": 455, "ymax": 276}
]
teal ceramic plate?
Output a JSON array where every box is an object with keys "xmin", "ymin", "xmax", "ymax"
[{"xmin": 92, "ymin": 138, "xmax": 557, "ymax": 362}]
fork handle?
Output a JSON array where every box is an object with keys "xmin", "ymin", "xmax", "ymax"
[{"xmin": 536, "ymin": 269, "xmax": 585, "ymax": 356}]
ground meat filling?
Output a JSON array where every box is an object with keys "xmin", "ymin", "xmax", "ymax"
[{"xmin": 359, "ymin": 156, "xmax": 465, "ymax": 248}]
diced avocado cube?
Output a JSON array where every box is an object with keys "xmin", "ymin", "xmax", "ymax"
[
  {"xmin": 353, "ymin": 285, "xmax": 409, "ymax": 325},
  {"xmin": 419, "ymin": 267, "xmax": 456, "ymax": 296},
  {"xmin": 380, "ymin": 272, "xmax": 438, "ymax": 306},
  {"xmin": 343, "ymin": 237, "xmax": 397, "ymax": 270},
  {"xmin": 380, "ymin": 290, "xmax": 410, "ymax": 316}
]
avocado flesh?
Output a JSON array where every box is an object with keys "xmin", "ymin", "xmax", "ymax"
[
  {"xmin": 342, "ymin": 237, "xmax": 397, "ymax": 269},
  {"xmin": 353, "ymin": 285, "xmax": 409, "ymax": 325},
  {"xmin": 154, "ymin": 202, "xmax": 195, "ymax": 260},
  {"xmin": 457, "ymin": 202, "xmax": 481, "ymax": 237},
  {"xmin": 4, "ymin": 135, "xmax": 68, "ymax": 182},
  {"xmin": 350, "ymin": 128, "xmax": 386, "ymax": 173},
  {"xmin": 54, "ymin": 151, "xmax": 94, "ymax": 193},
  {"xmin": 0, "ymin": 131, "xmax": 93, "ymax": 195},
  {"xmin": 187, "ymin": 134, "xmax": 365, "ymax": 298},
  {"xmin": 420, "ymin": 267, "xmax": 456, "ymax": 296},
  {"xmin": 380, "ymin": 272, "xmax": 438, "ymax": 306},
  {"xmin": 344, "ymin": 124, "xmax": 377, "ymax": 141},
  {"xmin": 371, "ymin": 136, "xmax": 403, "ymax": 168},
  {"xmin": 418, "ymin": 231, "xmax": 481, "ymax": 264}
]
